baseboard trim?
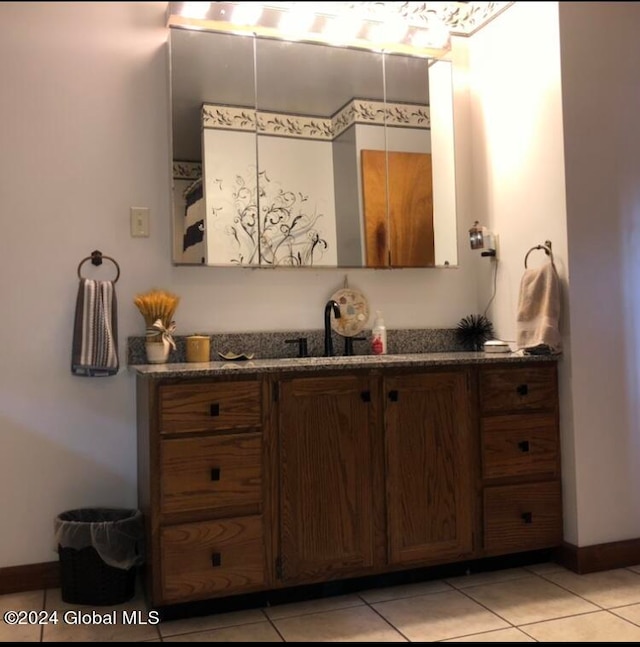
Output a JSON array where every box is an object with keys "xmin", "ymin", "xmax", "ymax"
[
  {"xmin": 3, "ymin": 541, "xmax": 639, "ymax": 597},
  {"xmin": 0, "ymin": 561, "xmax": 59, "ymax": 595},
  {"xmin": 559, "ymin": 538, "xmax": 640, "ymax": 574}
]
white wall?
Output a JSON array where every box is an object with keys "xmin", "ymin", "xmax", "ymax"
[
  {"xmin": 470, "ymin": 1, "xmax": 640, "ymax": 547},
  {"xmin": 203, "ymin": 129, "xmax": 257, "ymax": 264},
  {"xmin": 558, "ymin": 2, "xmax": 640, "ymax": 546},
  {"xmin": 467, "ymin": 2, "xmax": 576, "ymax": 541},
  {"xmin": 0, "ymin": 3, "xmax": 478, "ymax": 568},
  {"xmin": 258, "ymin": 136, "xmax": 338, "ymax": 267}
]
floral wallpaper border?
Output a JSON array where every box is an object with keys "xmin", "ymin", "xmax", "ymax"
[
  {"xmin": 173, "ymin": 160, "xmax": 202, "ymax": 180},
  {"xmin": 202, "ymin": 98, "xmax": 430, "ymax": 141},
  {"xmin": 267, "ymin": 2, "xmax": 513, "ymax": 36}
]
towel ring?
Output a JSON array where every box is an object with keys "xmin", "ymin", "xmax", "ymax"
[
  {"xmin": 524, "ymin": 241, "xmax": 554, "ymax": 269},
  {"xmin": 77, "ymin": 250, "xmax": 120, "ymax": 283}
]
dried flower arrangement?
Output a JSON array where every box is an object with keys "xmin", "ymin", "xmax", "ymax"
[{"xmin": 133, "ymin": 289, "xmax": 180, "ymax": 348}]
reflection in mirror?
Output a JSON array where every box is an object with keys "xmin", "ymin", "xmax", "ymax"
[
  {"xmin": 361, "ymin": 53, "xmax": 434, "ymax": 268},
  {"xmin": 255, "ymin": 39, "xmax": 384, "ymax": 267},
  {"xmin": 171, "ymin": 28, "xmax": 256, "ymax": 265},
  {"xmin": 201, "ymin": 36, "xmax": 257, "ymax": 266},
  {"xmin": 383, "ymin": 54, "xmax": 434, "ymax": 268},
  {"xmin": 169, "ymin": 27, "xmax": 458, "ymax": 268}
]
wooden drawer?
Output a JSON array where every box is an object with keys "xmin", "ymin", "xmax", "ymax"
[
  {"xmin": 160, "ymin": 516, "xmax": 266, "ymax": 602},
  {"xmin": 480, "ymin": 365, "xmax": 557, "ymax": 414},
  {"xmin": 160, "ymin": 433, "xmax": 262, "ymax": 515},
  {"xmin": 159, "ymin": 381, "xmax": 261, "ymax": 434},
  {"xmin": 481, "ymin": 413, "xmax": 559, "ymax": 480},
  {"xmin": 484, "ymin": 482, "xmax": 562, "ymax": 553}
]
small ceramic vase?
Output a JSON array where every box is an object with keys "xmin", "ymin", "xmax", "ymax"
[{"xmin": 145, "ymin": 340, "xmax": 170, "ymax": 364}]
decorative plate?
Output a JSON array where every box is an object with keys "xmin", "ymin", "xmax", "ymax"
[{"xmin": 330, "ymin": 287, "xmax": 370, "ymax": 337}]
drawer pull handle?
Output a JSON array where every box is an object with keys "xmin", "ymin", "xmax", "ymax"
[
  {"xmin": 388, "ymin": 390, "xmax": 399, "ymax": 402},
  {"xmin": 518, "ymin": 440, "xmax": 530, "ymax": 452},
  {"xmin": 210, "ymin": 467, "xmax": 221, "ymax": 481},
  {"xmin": 360, "ymin": 391, "xmax": 371, "ymax": 402},
  {"xmin": 521, "ymin": 512, "xmax": 533, "ymax": 524},
  {"xmin": 210, "ymin": 403, "xmax": 220, "ymax": 417},
  {"xmin": 211, "ymin": 552, "xmax": 222, "ymax": 567},
  {"xmin": 516, "ymin": 384, "xmax": 529, "ymax": 396}
]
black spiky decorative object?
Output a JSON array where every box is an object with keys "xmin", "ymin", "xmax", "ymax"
[{"xmin": 456, "ymin": 314, "xmax": 494, "ymax": 351}]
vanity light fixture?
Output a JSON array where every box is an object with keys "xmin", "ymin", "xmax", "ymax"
[
  {"xmin": 323, "ymin": 15, "xmax": 362, "ymax": 47},
  {"xmin": 166, "ymin": 1, "xmax": 460, "ymax": 58},
  {"xmin": 278, "ymin": 3, "xmax": 316, "ymax": 37},
  {"xmin": 180, "ymin": 2, "xmax": 212, "ymax": 19},
  {"xmin": 232, "ymin": 1, "xmax": 263, "ymax": 26},
  {"xmin": 368, "ymin": 17, "xmax": 408, "ymax": 47}
]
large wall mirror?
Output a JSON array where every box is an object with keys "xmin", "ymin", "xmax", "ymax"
[{"xmin": 170, "ymin": 26, "xmax": 458, "ymax": 268}]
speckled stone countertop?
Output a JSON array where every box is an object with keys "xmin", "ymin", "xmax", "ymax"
[
  {"xmin": 130, "ymin": 351, "xmax": 558, "ymax": 379},
  {"xmin": 127, "ymin": 328, "xmax": 463, "ymax": 365}
]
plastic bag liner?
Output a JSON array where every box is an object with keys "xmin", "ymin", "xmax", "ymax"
[{"xmin": 54, "ymin": 508, "xmax": 143, "ymax": 570}]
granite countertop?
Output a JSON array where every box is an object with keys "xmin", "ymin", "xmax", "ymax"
[{"xmin": 130, "ymin": 351, "xmax": 559, "ymax": 378}]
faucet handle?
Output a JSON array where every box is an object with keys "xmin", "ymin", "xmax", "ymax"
[
  {"xmin": 344, "ymin": 336, "xmax": 367, "ymax": 356},
  {"xmin": 285, "ymin": 337, "xmax": 308, "ymax": 358}
]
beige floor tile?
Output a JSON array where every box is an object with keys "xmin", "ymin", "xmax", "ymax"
[
  {"xmin": 264, "ymin": 593, "xmax": 364, "ymax": 620},
  {"xmin": 273, "ymin": 605, "xmax": 406, "ymax": 642},
  {"xmin": 445, "ymin": 567, "xmax": 530, "ymax": 589},
  {"xmin": 520, "ymin": 610, "xmax": 640, "ymax": 642},
  {"xmin": 160, "ymin": 608, "xmax": 267, "ymax": 638},
  {"xmin": 42, "ymin": 587, "xmax": 160, "ymax": 642},
  {"xmin": 443, "ymin": 627, "xmax": 536, "ymax": 642},
  {"xmin": 627, "ymin": 564, "xmax": 640, "ymax": 575},
  {"xmin": 610, "ymin": 601, "xmax": 640, "ymax": 626},
  {"xmin": 462, "ymin": 574, "xmax": 599, "ymax": 625},
  {"xmin": 359, "ymin": 579, "xmax": 453, "ymax": 604},
  {"xmin": 163, "ymin": 620, "xmax": 282, "ymax": 642},
  {"xmin": 0, "ymin": 590, "xmax": 45, "ymax": 642},
  {"xmin": 372, "ymin": 589, "xmax": 509, "ymax": 642},
  {"xmin": 524, "ymin": 561, "xmax": 568, "ymax": 575},
  {"xmin": 542, "ymin": 568, "xmax": 640, "ymax": 609}
]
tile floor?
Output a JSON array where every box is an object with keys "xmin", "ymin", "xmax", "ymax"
[{"xmin": 5, "ymin": 562, "xmax": 640, "ymax": 642}]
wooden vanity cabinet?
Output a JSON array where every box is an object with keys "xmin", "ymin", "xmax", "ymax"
[
  {"xmin": 274, "ymin": 367, "xmax": 475, "ymax": 585},
  {"xmin": 384, "ymin": 370, "xmax": 474, "ymax": 566},
  {"xmin": 137, "ymin": 359, "xmax": 561, "ymax": 609},
  {"xmin": 276, "ymin": 374, "xmax": 382, "ymax": 584},
  {"xmin": 137, "ymin": 376, "xmax": 271, "ymax": 607},
  {"xmin": 478, "ymin": 363, "xmax": 562, "ymax": 555}
]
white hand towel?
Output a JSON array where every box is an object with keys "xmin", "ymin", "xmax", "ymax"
[{"xmin": 516, "ymin": 261, "xmax": 562, "ymax": 354}]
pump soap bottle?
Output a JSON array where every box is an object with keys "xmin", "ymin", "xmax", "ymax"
[{"xmin": 371, "ymin": 311, "xmax": 387, "ymax": 355}]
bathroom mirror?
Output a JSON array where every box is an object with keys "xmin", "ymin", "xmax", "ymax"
[{"xmin": 169, "ymin": 26, "xmax": 458, "ymax": 268}]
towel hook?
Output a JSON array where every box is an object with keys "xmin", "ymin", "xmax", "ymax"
[
  {"xmin": 77, "ymin": 250, "xmax": 121, "ymax": 282},
  {"xmin": 524, "ymin": 240, "xmax": 553, "ymax": 269}
]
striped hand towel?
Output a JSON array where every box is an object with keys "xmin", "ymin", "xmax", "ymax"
[{"xmin": 71, "ymin": 279, "xmax": 119, "ymax": 376}]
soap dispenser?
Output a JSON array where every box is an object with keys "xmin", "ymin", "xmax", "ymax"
[{"xmin": 371, "ymin": 311, "xmax": 387, "ymax": 355}]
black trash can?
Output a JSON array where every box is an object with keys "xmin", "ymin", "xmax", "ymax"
[{"xmin": 54, "ymin": 508, "xmax": 143, "ymax": 606}]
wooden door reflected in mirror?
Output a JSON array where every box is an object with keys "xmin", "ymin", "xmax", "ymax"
[{"xmin": 362, "ymin": 150, "xmax": 434, "ymax": 267}]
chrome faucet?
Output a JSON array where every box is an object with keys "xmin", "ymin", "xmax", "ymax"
[{"xmin": 324, "ymin": 300, "xmax": 341, "ymax": 357}]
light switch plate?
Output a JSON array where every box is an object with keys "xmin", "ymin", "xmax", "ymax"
[{"xmin": 130, "ymin": 207, "xmax": 150, "ymax": 237}]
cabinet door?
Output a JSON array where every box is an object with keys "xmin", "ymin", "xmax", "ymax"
[
  {"xmin": 278, "ymin": 375, "xmax": 376, "ymax": 584},
  {"xmin": 385, "ymin": 371, "xmax": 473, "ymax": 565}
]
